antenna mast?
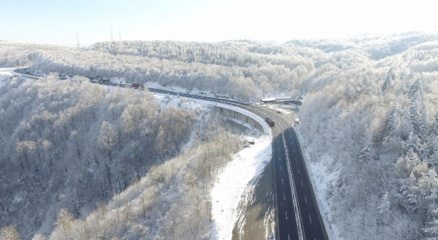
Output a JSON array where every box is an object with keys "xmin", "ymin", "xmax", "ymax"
[
  {"xmin": 110, "ymin": 19, "xmax": 114, "ymax": 42},
  {"xmin": 76, "ymin": 30, "xmax": 80, "ymax": 48}
]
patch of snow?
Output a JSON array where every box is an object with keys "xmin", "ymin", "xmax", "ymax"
[
  {"xmin": 153, "ymin": 93, "xmax": 208, "ymax": 112},
  {"xmin": 0, "ymin": 67, "xmax": 15, "ymax": 76},
  {"xmin": 262, "ymin": 97, "xmax": 276, "ymax": 101},
  {"xmin": 111, "ymin": 77, "xmax": 127, "ymax": 84},
  {"xmin": 146, "ymin": 81, "xmax": 191, "ymax": 94},
  {"xmin": 147, "ymin": 86, "xmax": 275, "ymax": 240},
  {"xmin": 144, "ymin": 81, "xmax": 163, "ymax": 89},
  {"xmin": 0, "ymin": 68, "xmax": 16, "ymax": 87},
  {"xmin": 264, "ymin": 104, "xmax": 295, "ymax": 115},
  {"xmin": 211, "ymin": 134, "xmax": 272, "ymax": 240},
  {"xmin": 13, "ymin": 194, "xmax": 24, "ymax": 204}
]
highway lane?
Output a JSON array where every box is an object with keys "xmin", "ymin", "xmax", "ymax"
[
  {"xmin": 242, "ymin": 106, "xmax": 303, "ymax": 240},
  {"xmin": 110, "ymin": 86, "xmax": 328, "ymax": 239},
  {"xmin": 14, "ymin": 71, "xmax": 327, "ymax": 239},
  {"xmin": 284, "ymin": 128, "xmax": 327, "ymax": 240},
  {"xmin": 138, "ymin": 88, "xmax": 329, "ymax": 240},
  {"xmin": 273, "ymin": 134, "xmax": 300, "ymax": 240},
  {"xmin": 245, "ymin": 106, "xmax": 328, "ymax": 240}
]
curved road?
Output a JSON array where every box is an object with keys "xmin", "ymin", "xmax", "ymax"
[
  {"xmin": 14, "ymin": 69, "xmax": 328, "ymax": 240},
  {"xmin": 247, "ymin": 106, "xmax": 328, "ymax": 240},
  {"xmin": 148, "ymin": 88, "xmax": 328, "ymax": 240}
]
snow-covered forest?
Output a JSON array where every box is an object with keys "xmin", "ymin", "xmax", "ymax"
[
  {"xmin": 0, "ymin": 73, "xmax": 245, "ymax": 239},
  {"xmin": 1, "ymin": 32, "xmax": 438, "ymax": 239},
  {"xmin": 297, "ymin": 37, "xmax": 438, "ymax": 239}
]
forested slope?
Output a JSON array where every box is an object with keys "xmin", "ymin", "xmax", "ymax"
[
  {"xmin": 1, "ymin": 32, "xmax": 438, "ymax": 239},
  {"xmin": 0, "ymin": 74, "xmax": 239, "ymax": 239},
  {"xmin": 298, "ymin": 39, "xmax": 438, "ymax": 239}
]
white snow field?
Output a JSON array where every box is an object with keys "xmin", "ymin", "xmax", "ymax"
[{"xmin": 211, "ymin": 135, "xmax": 272, "ymax": 240}]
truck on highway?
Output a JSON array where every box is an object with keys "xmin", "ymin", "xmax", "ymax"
[{"xmin": 265, "ymin": 117, "xmax": 275, "ymax": 127}]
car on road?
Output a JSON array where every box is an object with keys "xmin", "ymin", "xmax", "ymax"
[
  {"xmin": 294, "ymin": 117, "xmax": 300, "ymax": 124},
  {"xmin": 99, "ymin": 78, "xmax": 111, "ymax": 84},
  {"xmin": 59, "ymin": 74, "xmax": 68, "ymax": 80},
  {"xmin": 265, "ymin": 117, "xmax": 275, "ymax": 127},
  {"xmin": 132, "ymin": 83, "xmax": 145, "ymax": 89}
]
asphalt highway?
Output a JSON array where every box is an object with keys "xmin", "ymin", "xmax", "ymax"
[
  {"xmin": 149, "ymin": 88, "xmax": 328, "ymax": 240},
  {"xmin": 13, "ymin": 70, "xmax": 328, "ymax": 239}
]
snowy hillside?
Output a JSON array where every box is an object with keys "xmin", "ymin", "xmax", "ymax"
[
  {"xmin": 297, "ymin": 39, "xmax": 438, "ymax": 239},
  {"xmin": 1, "ymin": 32, "xmax": 438, "ymax": 239},
  {"xmin": 0, "ymin": 73, "xmax": 248, "ymax": 239}
]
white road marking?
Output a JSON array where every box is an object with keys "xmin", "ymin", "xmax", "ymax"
[
  {"xmin": 309, "ymin": 214, "xmax": 312, "ymax": 224},
  {"xmin": 285, "ymin": 211, "xmax": 288, "ymax": 220},
  {"xmin": 301, "ymin": 180, "xmax": 303, "ymax": 187},
  {"xmin": 288, "ymin": 234, "xmax": 291, "ymax": 240},
  {"xmin": 282, "ymin": 178, "xmax": 284, "ymax": 184},
  {"xmin": 282, "ymin": 134, "xmax": 305, "ymax": 240},
  {"xmin": 304, "ymin": 196, "xmax": 307, "ymax": 204},
  {"xmin": 283, "ymin": 193, "xmax": 286, "ymax": 200}
]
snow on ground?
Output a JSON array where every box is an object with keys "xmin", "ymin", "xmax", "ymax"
[
  {"xmin": 211, "ymin": 134, "xmax": 272, "ymax": 240},
  {"xmin": 0, "ymin": 68, "xmax": 15, "ymax": 87},
  {"xmin": 0, "ymin": 68, "xmax": 15, "ymax": 76},
  {"xmin": 146, "ymin": 81, "xmax": 234, "ymax": 100},
  {"xmin": 295, "ymin": 130, "xmax": 338, "ymax": 240},
  {"xmin": 263, "ymin": 103, "xmax": 296, "ymax": 115},
  {"xmin": 146, "ymin": 81, "xmax": 194, "ymax": 94},
  {"xmin": 110, "ymin": 77, "xmax": 127, "ymax": 84},
  {"xmin": 7, "ymin": 68, "xmax": 275, "ymax": 240},
  {"xmin": 261, "ymin": 97, "xmax": 276, "ymax": 102},
  {"xmin": 152, "ymin": 93, "xmax": 208, "ymax": 112},
  {"xmin": 151, "ymin": 88, "xmax": 274, "ymax": 240}
]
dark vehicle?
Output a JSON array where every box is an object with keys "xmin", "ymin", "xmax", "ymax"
[
  {"xmin": 98, "ymin": 77, "xmax": 111, "ymax": 84},
  {"xmin": 292, "ymin": 99, "xmax": 303, "ymax": 106},
  {"xmin": 265, "ymin": 117, "xmax": 275, "ymax": 127},
  {"xmin": 59, "ymin": 74, "xmax": 68, "ymax": 80},
  {"xmin": 132, "ymin": 83, "xmax": 145, "ymax": 89}
]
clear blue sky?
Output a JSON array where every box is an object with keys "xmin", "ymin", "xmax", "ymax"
[
  {"xmin": 1, "ymin": 0, "xmax": 438, "ymax": 45},
  {"xmin": 0, "ymin": 0, "xmax": 212, "ymax": 45}
]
